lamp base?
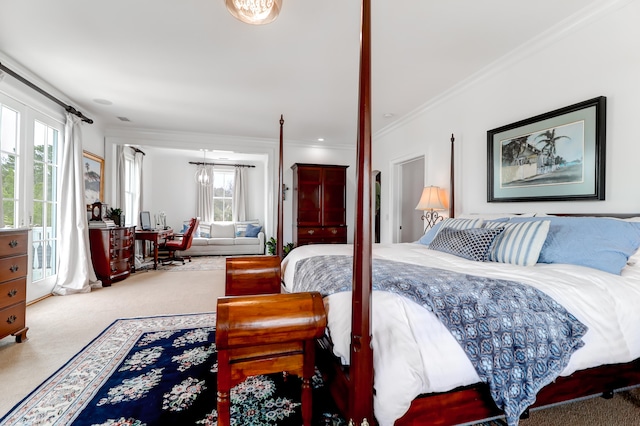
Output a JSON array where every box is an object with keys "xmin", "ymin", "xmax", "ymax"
[{"xmin": 420, "ymin": 210, "xmax": 444, "ymax": 233}]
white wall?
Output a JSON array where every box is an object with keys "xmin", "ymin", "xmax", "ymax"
[
  {"xmin": 140, "ymin": 146, "xmax": 267, "ymax": 231},
  {"xmin": 373, "ymin": 0, "xmax": 640, "ymax": 243}
]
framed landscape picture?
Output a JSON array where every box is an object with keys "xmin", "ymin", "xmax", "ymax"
[
  {"xmin": 83, "ymin": 151, "xmax": 104, "ymax": 205},
  {"xmin": 487, "ymin": 96, "xmax": 606, "ymax": 202}
]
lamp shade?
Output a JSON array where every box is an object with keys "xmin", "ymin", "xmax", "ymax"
[
  {"xmin": 415, "ymin": 186, "xmax": 445, "ymax": 211},
  {"xmin": 225, "ymin": 0, "xmax": 282, "ymax": 25}
]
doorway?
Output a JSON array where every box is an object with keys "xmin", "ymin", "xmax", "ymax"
[{"xmin": 398, "ymin": 157, "xmax": 425, "ymax": 243}]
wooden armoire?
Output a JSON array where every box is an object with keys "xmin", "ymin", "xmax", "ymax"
[{"xmin": 291, "ymin": 163, "xmax": 348, "ymax": 246}]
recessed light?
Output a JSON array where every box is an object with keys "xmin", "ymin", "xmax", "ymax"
[
  {"xmin": 93, "ymin": 98, "xmax": 113, "ymax": 105},
  {"xmin": 383, "ymin": 113, "xmax": 395, "ymax": 118},
  {"xmin": 317, "ymin": 138, "xmax": 325, "ymax": 142}
]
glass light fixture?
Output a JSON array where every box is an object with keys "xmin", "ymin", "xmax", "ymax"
[
  {"xmin": 415, "ymin": 186, "xmax": 446, "ymax": 231},
  {"xmin": 224, "ymin": 0, "xmax": 282, "ymax": 25},
  {"xmin": 194, "ymin": 150, "xmax": 213, "ymax": 187}
]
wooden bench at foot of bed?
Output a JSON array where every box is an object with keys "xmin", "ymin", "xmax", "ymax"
[
  {"xmin": 224, "ymin": 255, "xmax": 282, "ymax": 296},
  {"xmin": 216, "ymin": 292, "xmax": 327, "ymax": 426}
]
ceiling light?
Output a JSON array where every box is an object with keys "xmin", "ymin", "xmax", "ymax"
[
  {"xmin": 224, "ymin": 0, "xmax": 282, "ymax": 25},
  {"xmin": 383, "ymin": 113, "xmax": 395, "ymax": 118},
  {"xmin": 317, "ymin": 138, "xmax": 324, "ymax": 142},
  {"xmin": 195, "ymin": 150, "xmax": 213, "ymax": 187}
]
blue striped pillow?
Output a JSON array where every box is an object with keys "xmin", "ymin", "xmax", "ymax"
[
  {"xmin": 417, "ymin": 218, "xmax": 484, "ymax": 245},
  {"xmin": 484, "ymin": 220, "xmax": 550, "ymax": 266}
]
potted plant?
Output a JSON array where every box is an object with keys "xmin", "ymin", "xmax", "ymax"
[
  {"xmin": 266, "ymin": 237, "xmax": 294, "ymax": 258},
  {"xmin": 106, "ymin": 207, "xmax": 123, "ymax": 226}
]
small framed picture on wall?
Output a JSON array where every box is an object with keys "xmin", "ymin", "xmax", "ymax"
[{"xmin": 83, "ymin": 151, "xmax": 104, "ymax": 205}]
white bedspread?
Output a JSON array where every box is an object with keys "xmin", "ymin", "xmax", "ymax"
[{"xmin": 281, "ymin": 243, "xmax": 640, "ymax": 426}]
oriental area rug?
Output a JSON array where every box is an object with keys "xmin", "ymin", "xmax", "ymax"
[
  {"xmin": 0, "ymin": 313, "xmax": 506, "ymax": 426},
  {"xmin": 0, "ymin": 313, "xmax": 344, "ymax": 426}
]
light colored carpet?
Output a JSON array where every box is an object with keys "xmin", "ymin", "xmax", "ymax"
[
  {"xmin": 1, "ymin": 266, "xmax": 638, "ymax": 424},
  {"xmin": 154, "ymin": 255, "xmax": 226, "ymax": 271}
]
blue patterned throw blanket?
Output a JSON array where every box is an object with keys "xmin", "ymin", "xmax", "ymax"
[{"xmin": 293, "ymin": 255, "xmax": 588, "ymax": 426}]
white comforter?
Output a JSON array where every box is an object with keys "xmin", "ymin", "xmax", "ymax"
[{"xmin": 281, "ymin": 243, "xmax": 640, "ymax": 426}]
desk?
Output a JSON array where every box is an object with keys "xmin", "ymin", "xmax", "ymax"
[{"xmin": 135, "ymin": 229, "xmax": 174, "ymax": 269}]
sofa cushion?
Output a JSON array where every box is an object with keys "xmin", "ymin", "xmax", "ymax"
[
  {"xmin": 190, "ymin": 238, "xmax": 209, "ymax": 247},
  {"xmin": 245, "ymin": 223, "xmax": 262, "ymax": 237},
  {"xmin": 207, "ymin": 238, "xmax": 235, "ymax": 246},
  {"xmin": 210, "ymin": 222, "xmax": 235, "ymax": 238},
  {"xmin": 235, "ymin": 220, "xmax": 260, "ymax": 237},
  {"xmin": 234, "ymin": 237, "xmax": 260, "ymax": 246}
]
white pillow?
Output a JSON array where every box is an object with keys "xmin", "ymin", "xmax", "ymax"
[
  {"xmin": 210, "ymin": 222, "xmax": 236, "ymax": 238},
  {"xmin": 484, "ymin": 220, "xmax": 551, "ymax": 266}
]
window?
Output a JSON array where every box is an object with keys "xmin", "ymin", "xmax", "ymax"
[
  {"xmin": 213, "ymin": 169, "xmax": 234, "ymax": 221},
  {"xmin": 123, "ymin": 149, "xmax": 136, "ymax": 226},
  {"xmin": 0, "ymin": 104, "xmax": 20, "ymax": 227},
  {"xmin": 31, "ymin": 120, "xmax": 59, "ymax": 280},
  {"xmin": 1, "ymin": 92, "xmax": 63, "ymax": 295}
]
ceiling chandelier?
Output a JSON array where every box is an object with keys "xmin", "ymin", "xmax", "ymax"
[
  {"xmin": 194, "ymin": 151, "xmax": 213, "ymax": 187},
  {"xmin": 224, "ymin": 0, "xmax": 282, "ymax": 25}
]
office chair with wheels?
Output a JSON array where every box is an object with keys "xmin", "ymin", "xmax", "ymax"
[{"xmin": 158, "ymin": 217, "xmax": 199, "ymax": 264}]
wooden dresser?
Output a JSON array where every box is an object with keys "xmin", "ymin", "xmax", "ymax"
[
  {"xmin": 0, "ymin": 229, "xmax": 29, "ymax": 343},
  {"xmin": 291, "ymin": 163, "xmax": 348, "ymax": 246},
  {"xmin": 89, "ymin": 226, "xmax": 135, "ymax": 286}
]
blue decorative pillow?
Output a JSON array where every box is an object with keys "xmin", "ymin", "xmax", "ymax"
[
  {"xmin": 244, "ymin": 223, "xmax": 263, "ymax": 238},
  {"xmin": 483, "ymin": 220, "xmax": 551, "ymax": 266},
  {"xmin": 200, "ymin": 232, "xmax": 210, "ymax": 238},
  {"xmin": 509, "ymin": 216, "xmax": 640, "ymax": 274},
  {"xmin": 416, "ymin": 217, "xmax": 484, "ymax": 246},
  {"xmin": 428, "ymin": 227, "xmax": 504, "ymax": 262},
  {"xmin": 181, "ymin": 223, "xmax": 189, "ymax": 234}
]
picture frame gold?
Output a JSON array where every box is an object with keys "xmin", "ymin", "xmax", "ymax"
[{"xmin": 82, "ymin": 151, "xmax": 104, "ymax": 205}]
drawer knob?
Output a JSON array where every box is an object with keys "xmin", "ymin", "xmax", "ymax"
[
  {"xmin": 9, "ymin": 240, "xmax": 18, "ymax": 248},
  {"xmin": 10, "ymin": 264, "xmax": 19, "ymax": 273},
  {"xmin": 307, "ymin": 229, "xmax": 315, "ymax": 235},
  {"xmin": 331, "ymin": 229, "xmax": 337, "ymax": 234},
  {"xmin": 7, "ymin": 315, "xmax": 17, "ymax": 324},
  {"xmin": 8, "ymin": 289, "xmax": 17, "ymax": 297}
]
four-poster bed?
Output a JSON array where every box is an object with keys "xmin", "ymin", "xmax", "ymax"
[
  {"xmin": 277, "ymin": 1, "xmax": 640, "ymax": 425},
  {"xmin": 218, "ymin": 1, "xmax": 640, "ymax": 425}
]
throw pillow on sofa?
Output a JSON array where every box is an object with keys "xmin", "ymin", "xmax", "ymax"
[{"xmin": 245, "ymin": 223, "xmax": 263, "ymax": 238}]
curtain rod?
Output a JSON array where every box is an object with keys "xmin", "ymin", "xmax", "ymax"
[
  {"xmin": 0, "ymin": 61, "xmax": 94, "ymax": 124},
  {"xmin": 188, "ymin": 161, "xmax": 255, "ymax": 168}
]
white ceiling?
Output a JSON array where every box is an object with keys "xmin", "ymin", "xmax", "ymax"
[{"xmin": 0, "ymin": 0, "xmax": 603, "ymax": 147}]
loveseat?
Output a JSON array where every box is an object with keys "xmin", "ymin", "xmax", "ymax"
[{"xmin": 177, "ymin": 220, "xmax": 265, "ymax": 256}]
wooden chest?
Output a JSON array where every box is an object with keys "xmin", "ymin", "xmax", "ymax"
[
  {"xmin": 89, "ymin": 227, "xmax": 135, "ymax": 286},
  {"xmin": 0, "ymin": 229, "xmax": 29, "ymax": 343}
]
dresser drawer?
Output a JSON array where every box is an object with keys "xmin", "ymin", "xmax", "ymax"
[
  {"xmin": 0, "ymin": 255, "xmax": 28, "ymax": 282},
  {"xmin": 0, "ymin": 232, "xmax": 28, "ymax": 257},
  {"xmin": 0, "ymin": 301, "xmax": 26, "ymax": 337},
  {"xmin": 0, "ymin": 277, "xmax": 26, "ymax": 308}
]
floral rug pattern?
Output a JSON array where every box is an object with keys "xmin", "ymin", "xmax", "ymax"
[{"xmin": 0, "ymin": 313, "xmax": 344, "ymax": 426}]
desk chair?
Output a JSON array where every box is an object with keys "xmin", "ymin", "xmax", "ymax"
[
  {"xmin": 216, "ymin": 292, "xmax": 327, "ymax": 426},
  {"xmin": 158, "ymin": 217, "xmax": 199, "ymax": 264}
]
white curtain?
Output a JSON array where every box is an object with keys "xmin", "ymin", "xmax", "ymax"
[
  {"xmin": 233, "ymin": 166, "xmax": 247, "ymax": 222},
  {"xmin": 133, "ymin": 149, "xmax": 144, "ymax": 226},
  {"xmin": 196, "ymin": 165, "xmax": 214, "ymax": 223},
  {"xmin": 115, "ymin": 145, "xmax": 126, "ymax": 213},
  {"xmin": 53, "ymin": 114, "xmax": 100, "ymax": 295}
]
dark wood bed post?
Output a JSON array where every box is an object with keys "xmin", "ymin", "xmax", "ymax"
[
  {"xmin": 277, "ymin": 114, "xmax": 285, "ymax": 260},
  {"xmin": 350, "ymin": 0, "xmax": 374, "ymax": 424},
  {"xmin": 450, "ymin": 133, "xmax": 455, "ymax": 219}
]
